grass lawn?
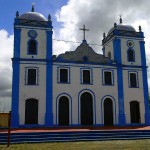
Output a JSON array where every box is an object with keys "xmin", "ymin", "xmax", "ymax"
[{"xmin": 1, "ymin": 139, "xmax": 150, "ymax": 150}]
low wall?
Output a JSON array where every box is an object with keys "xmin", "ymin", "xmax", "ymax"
[{"xmin": 0, "ymin": 113, "xmax": 9, "ymax": 127}]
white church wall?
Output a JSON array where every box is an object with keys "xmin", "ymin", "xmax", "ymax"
[
  {"xmin": 20, "ymin": 28, "xmax": 47, "ymax": 59},
  {"xmin": 122, "ymin": 69, "xmax": 145, "ymax": 124},
  {"xmin": 19, "ymin": 62, "xmax": 46, "ymax": 125},
  {"xmin": 53, "ymin": 63, "xmax": 119, "ymax": 126},
  {"xmin": 104, "ymin": 41, "xmax": 114, "ymax": 60}
]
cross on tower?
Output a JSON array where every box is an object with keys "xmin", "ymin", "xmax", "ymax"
[{"xmin": 79, "ymin": 25, "xmax": 89, "ymax": 41}]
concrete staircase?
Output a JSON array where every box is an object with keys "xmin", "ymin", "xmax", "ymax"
[{"xmin": 1, "ymin": 130, "xmax": 150, "ymax": 144}]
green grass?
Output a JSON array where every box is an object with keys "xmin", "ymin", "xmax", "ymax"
[{"xmin": 1, "ymin": 139, "xmax": 150, "ymax": 150}]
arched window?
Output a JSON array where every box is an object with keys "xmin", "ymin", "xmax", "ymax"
[
  {"xmin": 128, "ymin": 49, "xmax": 135, "ymax": 62},
  {"xmin": 58, "ymin": 96, "xmax": 69, "ymax": 126},
  {"xmin": 28, "ymin": 39, "xmax": 37, "ymax": 54},
  {"xmin": 80, "ymin": 92, "xmax": 93, "ymax": 125},
  {"xmin": 108, "ymin": 51, "xmax": 111, "ymax": 59}
]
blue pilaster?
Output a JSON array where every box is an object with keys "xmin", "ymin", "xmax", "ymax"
[
  {"xmin": 113, "ymin": 38, "xmax": 126, "ymax": 126},
  {"xmin": 45, "ymin": 30, "xmax": 53, "ymax": 126},
  {"xmin": 140, "ymin": 41, "xmax": 150, "ymax": 125},
  {"xmin": 11, "ymin": 28, "xmax": 21, "ymax": 128}
]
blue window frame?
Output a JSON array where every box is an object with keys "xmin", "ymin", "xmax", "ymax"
[
  {"xmin": 58, "ymin": 67, "xmax": 70, "ymax": 84},
  {"xmin": 127, "ymin": 49, "xmax": 135, "ymax": 62},
  {"xmin": 128, "ymin": 71, "xmax": 139, "ymax": 88},
  {"xmin": 102, "ymin": 69, "xmax": 114, "ymax": 86},
  {"xmin": 81, "ymin": 68, "xmax": 93, "ymax": 85},
  {"xmin": 25, "ymin": 67, "xmax": 38, "ymax": 85}
]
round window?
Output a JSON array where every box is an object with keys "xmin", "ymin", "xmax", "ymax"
[{"xmin": 127, "ymin": 40, "xmax": 134, "ymax": 48}]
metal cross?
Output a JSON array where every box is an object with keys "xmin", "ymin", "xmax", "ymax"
[{"xmin": 79, "ymin": 25, "xmax": 89, "ymax": 40}]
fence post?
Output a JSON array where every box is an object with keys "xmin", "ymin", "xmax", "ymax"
[{"xmin": 7, "ymin": 111, "xmax": 11, "ymax": 147}]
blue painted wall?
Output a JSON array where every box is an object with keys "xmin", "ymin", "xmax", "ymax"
[
  {"xmin": 45, "ymin": 30, "xmax": 53, "ymax": 126},
  {"xmin": 113, "ymin": 38, "xmax": 126, "ymax": 125},
  {"xmin": 11, "ymin": 28, "xmax": 21, "ymax": 128},
  {"xmin": 140, "ymin": 41, "xmax": 150, "ymax": 125}
]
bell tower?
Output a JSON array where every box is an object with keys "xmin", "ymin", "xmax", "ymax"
[
  {"xmin": 11, "ymin": 5, "xmax": 53, "ymax": 127},
  {"xmin": 102, "ymin": 18, "xmax": 150, "ymax": 126}
]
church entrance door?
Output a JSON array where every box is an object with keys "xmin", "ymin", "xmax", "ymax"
[
  {"xmin": 58, "ymin": 96, "xmax": 69, "ymax": 126},
  {"xmin": 81, "ymin": 92, "xmax": 93, "ymax": 125},
  {"xmin": 104, "ymin": 98, "xmax": 113, "ymax": 126},
  {"xmin": 130, "ymin": 101, "xmax": 140, "ymax": 123},
  {"xmin": 25, "ymin": 99, "xmax": 38, "ymax": 124}
]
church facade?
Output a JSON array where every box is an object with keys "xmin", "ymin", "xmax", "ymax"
[{"xmin": 11, "ymin": 7, "xmax": 150, "ymax": 128}]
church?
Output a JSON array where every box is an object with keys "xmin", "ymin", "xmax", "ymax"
[{"xmin": 11, "ymin": 6, "xmax": 150, "ymax": 128}]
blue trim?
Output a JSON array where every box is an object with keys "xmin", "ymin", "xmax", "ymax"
[
  {"xmin": 56, "ymin": 93, "xmax": 72, "ymax": 125},
  {"xmin": 113, "ymin": 38, "xmax": 126, "ymax": 126},
  {"xmin": 80, "ymin": 68, "xmax": 93, "ymax": 85},
  {"xmin": 78, "ymin": 89, "xmax": 96, "ymax": 125},
  {"xmin": 46, "ymin": 30, "xmax": 53, "ymax": 59},
  {"xmin": 11, "ymin": 60, "xmax": 20, "ymax": 128},
  {"xmin": 102, "ymin": 69, "xmax": 114, "ymax": 86},
  {"xmin": 45, "ymin": 30, "xmax": 53, "ymax": 126},
  {"xmin": 128, "ymin": 71, "xmax": 139, "ymax": 88},
  {"xmin": 101, "ymin": 95, "xmax": 116, "ymax": 125},
  {"xmin": 127, "ymin": 48, "xmax": 135, "ymax": 62},
  {"xmin": 113, "ymin": 39, "xmax": 122, "ymax": 63},
  {"xmin": 12, "ymin": 58, "xmax": 148, "ymax": 69},
  {"xmin": 11, "ymin": 27, "xmax": 21, "ymax": 128},
  {"xmin": 25, "ymin": 67, "xmax": 39, "ymax": 85},
  {"xmin": 14, "ymin": 24, "xmax": 52, "ymax": 30},
  {"xmin": 27, "ymin": 39, "xmax": 38, "ymax": 55},
  {"xmin": 57, "ymin": 67, "xmax": 70, "ymax": 84},
  {"xmin": 139, "ymin": 41, "xmax": 150, "ymax": 125}
]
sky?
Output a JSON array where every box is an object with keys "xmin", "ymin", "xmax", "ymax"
[{"xmin": 1, "ymin": 0, "xmax": 150, "ymax": 112}]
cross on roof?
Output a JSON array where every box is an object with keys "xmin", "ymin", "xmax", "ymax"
[{"xmin": 79, "ymin": 25, "xmax": 89, "ymax": 41}]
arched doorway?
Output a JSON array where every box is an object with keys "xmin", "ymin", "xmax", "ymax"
[
  {"xmin": 104, "ymin": 98, "xmax": 113, "ymax": 126},
  {"xmin": 58, "ymin": 96, "xmax": 69, "ymax": 126},
  {"xmin": 25, "ymin": 99, "xmax": 38, "ymax": 124},
  {"xmin": 130, "ymin": 101, "xmax": 140, "ymax": 123},
  {"xmin": 80, "ymin": 92, "xmax": 93, "ymax": 125}
]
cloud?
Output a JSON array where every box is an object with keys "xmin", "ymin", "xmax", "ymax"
[
  {"xmin": 55, "ymin": 0, "xmax": 150, "ymax": 91},
  {"xmin": 0, "ymin": 29, "xmax": 13, "ymax": 98},
  {"xmin": 55, "ymin": 0, "xmax": 150, "ymax": 53}
]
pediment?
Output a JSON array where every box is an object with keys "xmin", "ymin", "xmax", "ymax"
[{"xmin": 56, "ymin": 42, "xmax": 110, "ymax": 64}]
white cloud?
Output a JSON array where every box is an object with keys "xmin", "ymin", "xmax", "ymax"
[
  {"xmin": 0, "ymin": 29, "xmax": 13, "ymax": 97},
  {"xmin": 54, "ymin": 0, "xmax": 150, "ymax": 53},
  {"xmin": 54, "ymin": 0, "xmax": 150, "ymax": 91},
  {"xmin": 0, "ymin": 29, "xmax": 13, "ymax": 112}
]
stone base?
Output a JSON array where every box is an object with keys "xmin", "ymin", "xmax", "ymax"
[
  {"xmin": 145, "ymin": 113, "xmax": 150, "ymax": 125},
  {"xmin": 118, "ymin": 114, "xmax": 126, "ymax": 126},
  {"xmin": 45, "ymin": 113, "xmax": 53, "ymax": 126},
  {"xmin": 11, "ymin": 114, "xmax": 19, "ymax": 128}
]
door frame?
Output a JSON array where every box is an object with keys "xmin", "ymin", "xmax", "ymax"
[
  {"xmin": 25, "ymin": 98, "xmax": 38, "ymax": 124},
  {"xmin": 56, "ymin": 93, "xmax": 72, "ymax": 126},
  {"xmin": 78, "ymin": 89, "xmax": 96, "ymax": 125},
  {"xmin": 101, "ymin": 95, "xmax": 116, "ymax": 125}
]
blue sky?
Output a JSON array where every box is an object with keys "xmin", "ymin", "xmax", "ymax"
[{"xmin": 0, "ymin": 0, "xmax": 67, "ymax": 34}]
